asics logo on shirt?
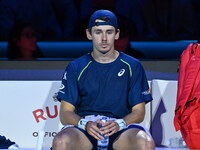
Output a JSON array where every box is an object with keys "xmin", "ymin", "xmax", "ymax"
[
  {"xmin": 63, "ymin": 72, "xmax": 67, "ymax": 80},
  {"xmin": 59, "ymin": 84, "xmax": 65, "ymax": 90},
  {"xmin": 118, "ymin": 69, "xmax": 125, "ymax": 77},
  {"xmin": 59, "ymin": 84, "xmax": 65, "ymax": 94}
]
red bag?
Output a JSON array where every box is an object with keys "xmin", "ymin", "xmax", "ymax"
[{"xmin": 174, "ymin": 42, "xmax": 200, "ymax": 149}]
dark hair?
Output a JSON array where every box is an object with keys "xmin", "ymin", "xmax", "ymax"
[{"xmin": 7, "ymin": 22, "xmax": 44, "ymax": 59}]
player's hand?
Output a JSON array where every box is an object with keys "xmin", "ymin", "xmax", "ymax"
[
  {"xmin": 100, "ymin": 120, "xmax": 119, "ymax": 137},
  {"xmin": 85, "ymin": 120, "xmax": 104, "ymax": 140}
]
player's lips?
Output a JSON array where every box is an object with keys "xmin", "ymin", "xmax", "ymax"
[{"xmin": 101, "ymin": 43, "xmax": 108, "ymax": 48}]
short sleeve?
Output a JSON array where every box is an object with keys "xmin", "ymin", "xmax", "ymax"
[
  {"xmin": 128, "ymin": 62, "xmax": 152, "ymax": 107},
  {"xmin": 57, "ymin": 63, "xmax": 80, "ymax": 106}
]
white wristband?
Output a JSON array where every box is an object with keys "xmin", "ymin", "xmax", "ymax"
[
  {"xmin": 115, "ymin": 119, "xmax": 127, "ymax": 131},
  {"xmin": 78, "ymin": 119, "xmax": 89, "ymax": 130}
]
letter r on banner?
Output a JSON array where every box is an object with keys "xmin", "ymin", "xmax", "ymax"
[{"xmin": 33, "ymin": 109, "xmax": 47, "ymax": 123}]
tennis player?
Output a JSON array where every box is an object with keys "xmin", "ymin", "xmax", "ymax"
[{"xmin": 52, "ymin": 9, "xmax": 155, "ymax": 150}]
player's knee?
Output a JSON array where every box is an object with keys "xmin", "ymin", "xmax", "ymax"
[
  {"xmin": 137, "ymin": 135, "xmax": 155, "ymax": 150},
  {"xmin": 147, "ymin": 138, "xmax": 155, "ymax": 150},
  {"xmin": 52, "ymin": 133, "xmax": 72, "ymax": 148}
]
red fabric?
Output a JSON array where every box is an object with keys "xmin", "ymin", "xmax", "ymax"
[
  {"xmin": 114, "ymin": 37, "xmax": 129, "ymax": 52},
  {"xmin": 174, "ymin": 43, "xmax": 200, "ymax": 149}
]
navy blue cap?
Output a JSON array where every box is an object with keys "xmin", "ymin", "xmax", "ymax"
[{"xmin": 89, "ymin": 10, "xmax": 118, "ymax": 29}]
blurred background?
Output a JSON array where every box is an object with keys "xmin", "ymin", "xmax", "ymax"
[
  {"xmin": 0, "ymin": 0, "xmax": 199, "ymax": 60},
  {"xmin": 1, "ymin": 0, "xmax": 199, "ymax": 149}
]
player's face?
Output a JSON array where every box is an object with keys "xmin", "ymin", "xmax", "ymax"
[{"xmin": 87, "ymin": 24, "xmax": 119, "ymax": 54}]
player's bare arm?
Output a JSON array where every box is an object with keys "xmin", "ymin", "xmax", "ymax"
[
  {"xmin": 124, "ymin": 102, "xmax": 145, "ymax": 125},
  {"xmin": 60, "ymin": 100, "xmax": 80, "ymax": 126},
  {"xmin": 60, "ymin": 100, "xmax": 103, "ymax": 140},
  {"xmin": 100, "ymin": 102, "xmax": 145, "ymax": 137}
]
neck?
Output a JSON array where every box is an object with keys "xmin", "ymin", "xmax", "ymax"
[
  {"xmin": 20, "ymin": 49, "xmax": 33, "ymax": 59},
  {"xmin": 91, "ymin": 50, "xmax": 119, "ymax": 63}
]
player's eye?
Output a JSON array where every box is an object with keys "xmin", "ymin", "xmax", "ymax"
[
  {"xmin": 107, "ymin": 30, "xmax": 114, "ymax": 34},
  {"xmin": 95, "ymin": 30, "xmax": 102, "ymax": 34}
]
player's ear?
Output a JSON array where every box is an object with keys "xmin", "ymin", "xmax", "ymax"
[
  {"xmin": 86, "ymin": 29, "xmax": 92, "ymax": 40},
  {"xmin": 115, "ymin": 29, "xmax": 120, "ymax": 40}
]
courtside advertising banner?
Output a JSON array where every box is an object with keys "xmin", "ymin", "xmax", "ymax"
[
  {"xmin": 0, "ymin": 81, "xmax": 62, "ymax": 148},
  {"xmin": 0, "ymin": 81, "xmax": 151, "ymax": 149},
  {"xmin": 151, "ymin": 80, "xmax": 182, "ymax": 146}
]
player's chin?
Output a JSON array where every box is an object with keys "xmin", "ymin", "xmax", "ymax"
[
  {"xmin": 100, "ymin": 49, "xmax": 110, "ymax": 54},
  {"xmin": 100, "ymin": 46, "xmax": 110, "ymax": 52}
]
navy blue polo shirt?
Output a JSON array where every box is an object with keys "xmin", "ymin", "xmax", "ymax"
[{"xmin": 57, "ymin": 52, "xmax": 152, "ymax": 118}]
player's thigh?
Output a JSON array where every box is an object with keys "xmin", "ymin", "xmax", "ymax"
[
  {"xmin": 53, "ymin": 127, "xmax": 92, "ymax": 149},
  {"xmin": 113, "ymin": 128, "xmax": 154, "ymax": 150}
]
